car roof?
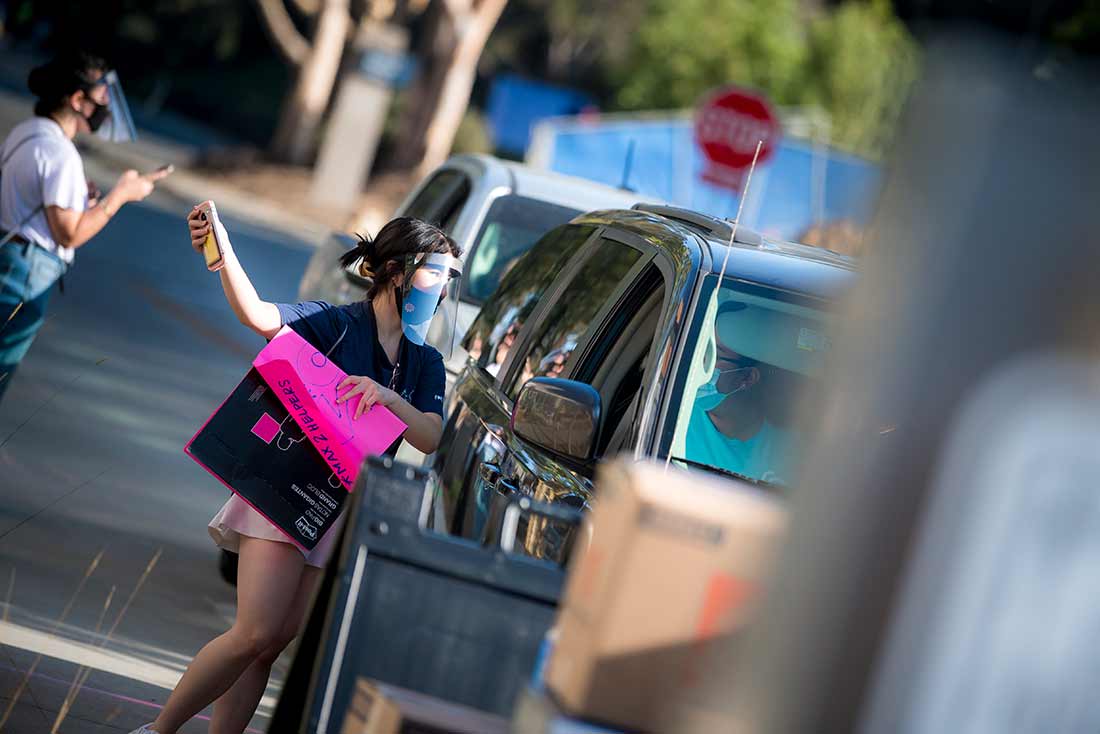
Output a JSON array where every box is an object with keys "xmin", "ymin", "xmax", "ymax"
[
  {"xmin": 446, "ymin": 153, "xmax": 662, "ymax": 213},
  {"xmin": 574, "ymin": 206, "xmax": 857, "ymax": 302}
]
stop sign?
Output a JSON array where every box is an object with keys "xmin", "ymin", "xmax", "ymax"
[{"xmin": 694, "ymin": 87, "xmax": 780, "ymax": 191}]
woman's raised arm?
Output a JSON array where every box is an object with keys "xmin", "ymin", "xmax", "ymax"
[{"xmin": 188, "ymin": 202, "xmax": 281, "ymax": 339}]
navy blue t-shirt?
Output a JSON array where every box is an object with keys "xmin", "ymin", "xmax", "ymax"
[{"xmin": 274, "ymin": 300, "xmax": 447, "ymax": 418}]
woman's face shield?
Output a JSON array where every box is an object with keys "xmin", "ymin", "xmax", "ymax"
[
  {"xmin": 91, "ymin": 70, "xmax": 137, "ymax": 143},
  {"xmin": 401, "ymin": 252, "xmax": 463, "ymax": 354}
]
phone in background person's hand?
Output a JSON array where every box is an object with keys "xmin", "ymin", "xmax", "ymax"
[
  {"xmin": 197, "ymin": 201, "xmax": 225, "ymax": 272},
  {"xmin": 87, "ymin": 179, "xmax": 102, "ymax": 205}
]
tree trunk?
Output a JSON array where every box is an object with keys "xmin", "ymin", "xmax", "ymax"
[
  {"xmin": 392, "ymin": 0, "xmax": 507, "ymax": 176},
  {"xmin": 390, "ymin": 1, "xmax": 456, "ymax": 170},
  {"xmin": 270, "ymin": 0, "xmax": 352, "ymax": 164}
]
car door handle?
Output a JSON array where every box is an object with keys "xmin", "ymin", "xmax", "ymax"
[
  {"xmin": 476, "ymin": 428, "xmax": 505, "ymax": 466},
  {"xmin": 499, "ymin": 495, "xmax": 584, "ymax": 555},
  {"xmin": 479, "ymin": 477, "xmax": 517, "ymax": 546}
]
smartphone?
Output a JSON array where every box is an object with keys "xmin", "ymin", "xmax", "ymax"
[{"xmin": 197, "ymin": 201, "xmax": 225, "ymax": 272}]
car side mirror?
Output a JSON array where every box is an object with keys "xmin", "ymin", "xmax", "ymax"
[{"xmin": 512, "ymin": 377, "xmax": 601, "ymax": 463}]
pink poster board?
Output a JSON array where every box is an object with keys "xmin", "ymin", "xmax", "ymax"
[{"xmin": 253, "ymin": 326, "xmax": 407, "ymax": 490}]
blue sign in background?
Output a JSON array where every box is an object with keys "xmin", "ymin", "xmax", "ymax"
[
  {"xmin": 486, "ymin": 74, "xmax": 594, "ymax": 156},
  {"xmin": 534, "ymin": 116, "xmax": 881, "ymax": 241}
]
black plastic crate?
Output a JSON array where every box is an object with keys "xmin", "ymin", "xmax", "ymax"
[{"xmin": 270, "ymin": 456, "xmax": 580, "ymax": 733}]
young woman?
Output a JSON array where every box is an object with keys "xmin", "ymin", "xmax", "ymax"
[
  {"xmin": 129, "ymin": 206, "xmax": 461, "ymax": 734},
  {"xmin": 0, "ymin": 51, "xmax": 169, "ymax": 403}
]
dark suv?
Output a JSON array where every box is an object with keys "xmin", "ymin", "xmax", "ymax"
[
  {"xmin": 432, "ymin": 204, "xmax": 856, "ymax": 563},
  {"xmin": 271, "ymin": 205, "xmax": 858, "ymax": 728}
]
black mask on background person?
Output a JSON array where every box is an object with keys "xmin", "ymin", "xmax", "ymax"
[{"xmin": 85, "ymin": 100, "xmax": 109, "ymax": 132}]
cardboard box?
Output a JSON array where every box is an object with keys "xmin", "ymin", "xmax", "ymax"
[
  {"xmin": 186, "ymin": 368, "xmax": 348, "ymax": 550},
  {"xmin": 513, "ymin": 685, "xmax": 626, "ymax": 734},
  {"xmin": 341, "ymin": 678, "xmax": 510, "ymax": 734},
  {"xmin": 545, "ymin": 459, "xmax": 786, "ymax": 732},
  {"xmin": 342, "ymin": 679, "xmax": 402, "ymax": 734},
  {"xmin": 186, "ymin": 327, "xmax": 404, "ymax": 551}
]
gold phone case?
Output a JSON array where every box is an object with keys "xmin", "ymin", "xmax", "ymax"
[{"xmin": 199, "ymin": 203, "xmax": 224, "ymax": 271}]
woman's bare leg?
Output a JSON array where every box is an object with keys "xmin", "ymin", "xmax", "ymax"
[
  {"xmin": 208, "ymin": 564, "xmax": 322, "ymax": 734},
  {"xmin": 150, "ymin": 538, "xmax": 307, "ymax": 734}
]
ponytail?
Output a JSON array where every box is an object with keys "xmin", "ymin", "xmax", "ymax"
[{"xmin": 339, "ymin": 232, "xmax": 377, "ymax": 277}]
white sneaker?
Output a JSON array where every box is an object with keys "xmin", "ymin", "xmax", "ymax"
[{"xmin": 128, "ymin": 725, "xmax": 160, "ymax": 734}]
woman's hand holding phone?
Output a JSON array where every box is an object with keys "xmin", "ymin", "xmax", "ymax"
[
  {"xmin": 188, "ymin": 200, "xmax": 230, "ymax": 271},
  {"xmin": 186, "ymin": 199, "xmax": 281, "ymax": 337}
]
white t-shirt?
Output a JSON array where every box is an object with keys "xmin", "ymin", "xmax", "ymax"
[{"xmin": 0, "ymin": 117, "xmax": 87, "ymax": 264}]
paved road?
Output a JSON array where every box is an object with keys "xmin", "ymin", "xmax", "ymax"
[{"xmin": 0, "ymin": 159, "xmax": 320, "ymax": 733}]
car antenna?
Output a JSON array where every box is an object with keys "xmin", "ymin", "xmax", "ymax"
[
  {"xmin": 663, "ymin": 140, "xmax": 764, "ymax": 475},
  {"xmin": 619, "ymin": 139, "xmax": 636, "ymax": 191},
  {"xmin": 717, "ymin": 139, "xmax": 763, "ymax": 282}
]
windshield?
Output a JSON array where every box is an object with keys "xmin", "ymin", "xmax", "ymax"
[
  {"xmin": 463, "ymin": 195, "xmax": 580, "ymax": 303},
  {"xmin": 668, "ymin": 277, "xmax": 832, "ymax": 488}
]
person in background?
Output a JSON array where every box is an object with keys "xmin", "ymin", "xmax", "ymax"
[{"xmin": 0, "ymin": 51, "xmax": 169, "ymax": 403}]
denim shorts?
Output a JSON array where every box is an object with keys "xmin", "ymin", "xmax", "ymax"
[{"xmin": 0, "ymin": 241, "xmax": 68, "ymax": 375}]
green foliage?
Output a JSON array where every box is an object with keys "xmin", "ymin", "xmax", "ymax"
[
  {"xmin": 4, "ymin": 0, "xmax": 286, "ymax": 146},
  {"xmin": 613, "ymin": 0, "xmax": 920, "ymax": 160},
  {"xmin": 801, "ymin": 0, "xmax": 921, "ymax": 157},
  {"xmin": 1054, "ymin": 0, "xmax": 1100, "ymax": 54},
  {"xmin": 616, "ymin": 0, "xmax": 807, "ymax": 111},
  {"xmin": 486, "ymin": 0, "xmax": 645, "ymax": 99}
]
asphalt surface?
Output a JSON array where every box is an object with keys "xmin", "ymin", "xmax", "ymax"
[{"xmin": 0, "ymin": 161, "xmax": 319, "ymax": 733}]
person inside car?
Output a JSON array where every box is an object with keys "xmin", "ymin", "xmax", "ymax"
[{"xmin": 684, "ymin": 301, "xmax": 796, "ymax": 485}]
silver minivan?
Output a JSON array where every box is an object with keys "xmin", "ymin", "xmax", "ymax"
[{"xmin": 297, "ymin": 153, "xmax": 657, "ymax": 379}]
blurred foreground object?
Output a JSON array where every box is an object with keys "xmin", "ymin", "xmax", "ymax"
[
  {"xmin": 340, "ymin": 678, "xmax": 507, "ymax": 734},
  {"xmin": 697, "ymin": 20, "xmax": 1100, "ymax": 734},
  {"xmin": 546, "ymin": 460, "xmax": 785, "ymax": 732}
]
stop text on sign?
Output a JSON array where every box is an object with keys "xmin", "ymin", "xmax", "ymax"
[
  {"xmin": 696, "ymin": 108, "xmax": 776, "ymax": 161},
  {"xmin": 694, "ymin": 87, "xmax": 780, "ymax": 192}
]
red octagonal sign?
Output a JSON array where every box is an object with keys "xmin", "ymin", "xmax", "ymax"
[{"xmin": 695, "ymin": 87, "xmax": 780, "ymax": 192}]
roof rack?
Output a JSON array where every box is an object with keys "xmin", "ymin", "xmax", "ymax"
[{"xmin": 631, "ymin": 204, "xmax": 762, "ymax": 246}]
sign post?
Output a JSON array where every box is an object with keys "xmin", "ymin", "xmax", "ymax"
[{"xmin": 694, "ymin": 87, "xmax": 781, "ymax": 192}]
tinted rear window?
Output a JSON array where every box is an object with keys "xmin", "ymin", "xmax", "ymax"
[
  {"xmin": 463, "ymin": 195, "xmax": 580, "ymax": 303},
  {"xmin": 464, "ymin": 224, "xmax": 595, "ymax": 379}
]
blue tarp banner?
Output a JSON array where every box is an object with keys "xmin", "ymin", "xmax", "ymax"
[
  {"xmin": 487, "ymin": 74, "xmax": 593, "ymax": 156},
  {"xmin": 531, "ymin": 116, "xmax": 880, "ymax": 242}
]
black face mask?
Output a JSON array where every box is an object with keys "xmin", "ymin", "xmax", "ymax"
[{"xmin": 85, "ymin": 102, "xmax": 109, "ymax": 132}]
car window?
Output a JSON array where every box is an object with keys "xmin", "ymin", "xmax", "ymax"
[
  {"xmin": 669, "ymin": 279, "xmax": 832, "ymax": 488},
  {"xmin": 401, "ymin": 170, "xmax": 471, "ymax": 233},
  {"xmin": 506, "ymin": 239, "xmax": 644, "ymax": 400},
  {"xmin": 465, "ymin": 224, "xmax": 596, "ymax": 379},
  {"xmin": 577, "ymin": 266, "xmax": 666, "ymax": 458},
  {"xmin": 464, "ymin": 195, "xmax": 580, "ymax": 304}
]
